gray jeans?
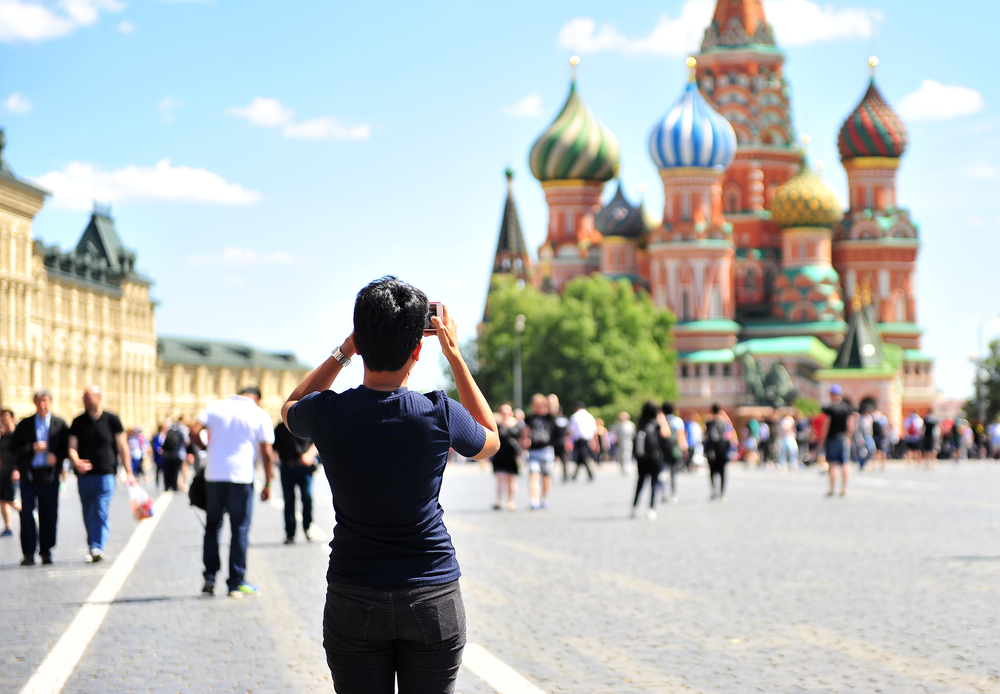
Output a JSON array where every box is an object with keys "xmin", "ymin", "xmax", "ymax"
[{"xmin": 324, "ymin": 578, "xmax": 466, "ymax": 693}]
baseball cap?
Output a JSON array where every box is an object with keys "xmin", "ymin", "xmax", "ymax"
[{"xmin": 830, "ymin": 384, "xmax": 843, "ymax": 396}]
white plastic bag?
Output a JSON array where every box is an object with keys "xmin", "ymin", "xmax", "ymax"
[{"xmin": 128, "ymin": 482, "xmax": 154, "ymax": 521}]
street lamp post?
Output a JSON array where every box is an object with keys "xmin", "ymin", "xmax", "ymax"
[{"xmin": 514, "ymin": 314, "xmax": 526, "ymax": 411}]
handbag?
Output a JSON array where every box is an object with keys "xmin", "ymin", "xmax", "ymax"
[{"xmin": 188, "ymin": 467, "xmax": 207, "ymax": 510}]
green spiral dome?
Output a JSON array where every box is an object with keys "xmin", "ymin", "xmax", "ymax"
[
  {"xmin": 529, "ymin": 81, "xmax": 620, "ymax": 183},
  {"xmin": 770, "ymin": 164, "xmax": 843, "ymax": 228}
]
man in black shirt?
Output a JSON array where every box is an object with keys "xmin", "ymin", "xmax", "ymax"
[
  {"xmin": 274, "ymin": 420, "xmax": 318, "ymax": 544},
  {"xmin": 11, "ymin": 390, "xmax": 70, "ymax": 565},
  {"xmin": 521, "ymin": 393, "xmax": 556, "ymax": 510},
  {"xmin": 820, "ymin": 385, "xmax": 855, "ymax": 497},
  {"xmin": 68, "ymin": 386, "xmax": 135, "ymax": 563}
]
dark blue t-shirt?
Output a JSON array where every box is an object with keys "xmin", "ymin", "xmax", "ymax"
[{"xmin": 287, "ymin": 386, "xmax": 485, "ymax": 588}]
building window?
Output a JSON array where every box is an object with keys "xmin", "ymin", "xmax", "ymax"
[
  {"xmin": 565, "ymin": 209, "xmax": 575, "ymax": 236},
  {"xmin": 726, "ymin": 189, "xmax": 740, "ymax": 213},
  {"xmin": 722, "ymin": 364, "xmax": 731, "ymax": 377},
  {"xmin": 708, "ymin": 364, "xmax": 717, "ymax": 376},
  {"xmin": 682, "ymin": 193, "xmax": 691, "ymax": 221},
  {"xmin": 681, "ymin": 364, "xmax": 689, "ymax": 378}
]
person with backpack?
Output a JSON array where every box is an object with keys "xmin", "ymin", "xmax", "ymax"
[
  {"xmin": 631, "ymin": 402, "xmax": 670, "ymax": 520},
  {"xmin": 161, "ymin": 421, "xmax": 189, "ymax": 492},
  {"xmin": 659, "ymin": 402, "xmax": 687, "ymax": 505},
  {"xmin": 522, "ymin": 393, "xmax": 556, "ymax": 510},
  {"xmin": 705, "ymin": 404, "xmax": 734, "ymax": 501},
  {"xmin": 548, "ymin": 394, "xmax": 570, "ymax": 483}
]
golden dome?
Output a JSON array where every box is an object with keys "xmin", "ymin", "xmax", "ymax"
[{"xmin": 770, "ymin": 163, "xmax": 843, "ymax": 228}]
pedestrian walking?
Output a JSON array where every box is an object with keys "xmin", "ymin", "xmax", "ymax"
[
  {"xmin": 705, "ymin": 404, "xmax": 733, "ymax": 501},
  {"xmin": 523, "ymin": 393, "xmax": 556, "ymax": 509},
  {"xmin": 190, "ymin": 386, "xmax": 275, "ymax": 598},
  {"xmin": 68, "ymin": 386, "xmax": 136, "ymax": 563},
  {"xmin": 282, "ymin": 278, "xmax": 499, "ymax": 693},
  {"xmin": 611, "ymin": 411, "xmax": 636, "ymax": 475},
  {"xmin": 659, "ymin": 402, "xmax": 687, "ymax": 504},
  {"xmin": 820, "ymin": 385, "xmax": 854, "ymax": 497},
  {"xmin": 160, "ymin": 420, "xmax": 190, "ymax": 492},
  {"xmin": 548, "ymin": 394, "xmax": 570, "ymax": 483},
  {"xmin": 127, "ymin": 428, "xmax": 145, "ymax": 480},
  {"xmin": 491, "ymin": 403, "xmax": 522, "ymax": 511},
  {"xmin": 568, "ymin": 402, "xmax": 598, "ymax": 482},
  {"xmin": 631, "ymin": 402, "xmax": 668, "ymax": 520},
  {"xmin": 776, "ymin": 413, "xmax": 798, "ymax": 471},
  {"xmin": 274, "ymin": 419, "xmax": 319, "ymax": 543},
  {"xmin": 0, "ymin": 409, "xmax": 18, "ymax": 537},
  {"xmin": 151, "ymin": 422, "xmax": 166, "ymax": 489},
  {"xmin": 12, "ymin": 391, "xmax": 70, "ymax": 565}
]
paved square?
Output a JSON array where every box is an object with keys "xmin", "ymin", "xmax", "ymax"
[{"xmin": 1, "ymin": 462, "xmax": 998, "ymax": 692}]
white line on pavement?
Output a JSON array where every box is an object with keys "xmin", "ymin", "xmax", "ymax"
[
  {"xmin": 463, "ymin": 643, "xmax": 546, "ymax": 694},
  {"xmin": 19, "ymin": 491, "xmax": 175, "ymax": 694}
]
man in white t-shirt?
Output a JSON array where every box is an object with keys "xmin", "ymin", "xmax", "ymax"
[
  {"xmin": 190, "ymin": 386, "xmax": 275, "ymax": 599},
  {"xmin": 567, "ymin": 402, "xmax": 599, "ymax": 481}
]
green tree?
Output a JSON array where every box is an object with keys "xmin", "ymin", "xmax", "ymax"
[
  {"xmin": 965, "ymin": 338, "xmax": 1000, "ymax": 423},
  {"xmin": 472, "ymin": 274, "xmax": 677, "ymax": 422}
]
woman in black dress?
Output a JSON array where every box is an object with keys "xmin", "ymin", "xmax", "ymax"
[{"xmin": 491, "ymin": 403, "xmax": 522, "ymax": 510}]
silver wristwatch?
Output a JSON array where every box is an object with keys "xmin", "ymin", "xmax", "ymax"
[{"xmin": 331, "ymin": 346, "xmax": 352, "ymax": 367}]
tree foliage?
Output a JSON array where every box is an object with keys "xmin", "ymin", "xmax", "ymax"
[{"xmin": 472, "ymin": 274, "xmax": 677, "ymax": 422}]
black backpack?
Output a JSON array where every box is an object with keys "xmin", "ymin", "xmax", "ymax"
[
  {"xmin": 162, "ymin": 427, "xmax": 182, "ymax": 456},
  {"xmin": 634, "ymin": 420, "xmax": 663, "ymax": 465},
  {"xmin": 707, "ymin": 419, "xmax": 725, "ymax": 446}
]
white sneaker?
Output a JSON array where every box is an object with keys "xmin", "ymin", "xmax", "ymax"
[
  {"xmin": 304, "ymin": 527, "xmax": 325, "ymax": 542},
  {"xmin": 646, "ymin": 509, "xmax": 657, "ymax": 521}
]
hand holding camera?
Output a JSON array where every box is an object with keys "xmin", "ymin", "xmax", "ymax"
[{"xmin": 428, "ymin": 303, "xmax": 460, "ymax": 361}]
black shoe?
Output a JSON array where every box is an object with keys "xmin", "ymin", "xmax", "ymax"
[
  {"xmin": 283, "ymin": 537, "xmax": 295, "ymax": 545},
  {"xmin": 41, "ymin": 554, "xmax": 53, "ymax": 565},
  {"xmin": 202, "ymin": 581, "xmax": 215, "ymax": 596},
  {"xmin": 20, "ymin": 557, "xmax": 35, "ymax": 566}
]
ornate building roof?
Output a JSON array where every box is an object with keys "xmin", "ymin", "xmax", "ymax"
[
  {"xmin": 701, "ymin": 0, "xmax": 776, "ymax": 49},
  {"xmin": 492, "ymin": 168, "xmax": 532, "ymax": 277},
  {"xmin": 833, "ymin": 297, "xmax": 887, "ymax": 369},
  {"xmin": 158, "ymin": 336, "xmax": 309, "ymax": 370},
  {"xmin": 770, "ymin": 163, "xmax": 843, "ymax": 228},
  {"xmin": 649, "ymin": 66, "xmax": 737, "ymax": 170},
  {"xmin": 838, "ymin": 71, "xmax": 908, "ymax": 160},
  {"xmin": 594, "ymin": 183, "xmax": 648, "ymax": 239},
  {"xmin": 773, "ymin": 265, "xmax": 844, "ymax": 323},
  {"xmin": 529, "ymin": 64, "xmax": 620, "ymax": 183}
]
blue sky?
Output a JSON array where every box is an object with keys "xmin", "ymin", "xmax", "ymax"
[{"xmin": 1, "ymin": 0, "xmax": 997, "ymax": 399}]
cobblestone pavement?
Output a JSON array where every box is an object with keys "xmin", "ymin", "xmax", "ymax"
[{"xmin": 2, "ymin": 461, "xmax": 999, "ymax": 693}]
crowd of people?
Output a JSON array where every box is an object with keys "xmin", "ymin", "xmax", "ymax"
[{"xmin": 486, "ymin": 385, "xmax": 1000, "ymax": 515}]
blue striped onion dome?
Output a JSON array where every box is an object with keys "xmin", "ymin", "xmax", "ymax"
[
  {"xmin": 648, "ymin": 81, "xmax": 737, "ymax": 170},
  {"xmin": 529, "ymin": 81, "xmax": 620, "ymax": 183}
]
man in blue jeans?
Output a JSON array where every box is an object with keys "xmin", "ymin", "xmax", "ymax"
[
  {"xmin": 68, "ymin": 386, "xmax": 135, "ymax": 563},
  {"xmin": 820, "ymin": 384, "xmax": 855, "ymax": 497},
  {"xmin": 190, "ymin": 386, "xmax": 275, "ymax": 598},
  {"xmin": 274, "ymin": 420, "xmax": 318, "ymax": 544}
]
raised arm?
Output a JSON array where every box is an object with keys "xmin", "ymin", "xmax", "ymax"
[
  {"xmin": 282, "ymin": 334, "xmax": 355, "ymax": 426},
  {"xmin": 433, "ymin": 305, "xmax": 499, "ymax": 460}
]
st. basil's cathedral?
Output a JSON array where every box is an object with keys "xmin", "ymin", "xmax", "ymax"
[{"xmin": 489, "ymin": 0, "xmax": 935, "ymax": 429}]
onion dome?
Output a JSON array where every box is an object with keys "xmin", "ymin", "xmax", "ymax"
[
  {"xmin": 594, "ymin": 183, "xmax": 648, "ymax": 239},
  {"xmin": 649, "ymin": 59, "xmax": 737, "ymax": 170},
  {"xmin": 770, "ymin": 162, "xmax": 843, "ymax": 228},
  {"xmin": 529, "ymin": 58, "xmax": 620, "ymax": 183},
  {"xmin": 838, "ymin": 58, "xmax": 908, "ymax": 160}
]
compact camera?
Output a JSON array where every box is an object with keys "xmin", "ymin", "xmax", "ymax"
[{"xmin": 423, "ymin": 302, "xmax": 444, "ymax": 335}]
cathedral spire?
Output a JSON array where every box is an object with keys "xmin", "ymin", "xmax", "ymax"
[
  {"xmin": 492, "ymin": 168, "xmax": 532, "ymax": 281},
  {"xmin": 702, "ymin": 0, "xmax": 775, "ymax": 49}
]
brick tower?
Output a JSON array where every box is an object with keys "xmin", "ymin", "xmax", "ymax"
[
  {"xmin": 696, "ymin": 0, "xmax": 801, "ymax": 320},
  {"xmin": 646, "ymin": 58, "xmax": 740, "ymax": 353},
  {"xmin": 529, "ymin": 57, "xmax": 620, "ymax": 292}
]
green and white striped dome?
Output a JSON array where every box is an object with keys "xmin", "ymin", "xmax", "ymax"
[{"xmin": 529, "ymin": 80, "xmax": 620, "ymax": 183}]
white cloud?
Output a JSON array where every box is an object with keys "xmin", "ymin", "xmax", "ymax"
[
  {"xmin": 502, "ymin": 93, "xmax": 544, "ymax": 118},
  {"xmin": 966, "ymin": 163, "xmax": 1000, "ymax": 181},
  {"xmin": 189, "ymin": 247, "xmax": 307, "ymax": 267},
  {"xmin": 899, "ymin": 80, "xmax": 985, "ymax": 122},
  {"xmin": 158, "ymin": 96, "xmax": 181, "ymax": 123},
  {"xmin": 35, "ymin": 158, "xmax": 262, "ymax": 211},
  {"xmin": 0, "ymin": 0, "xmax": 123, "ymax": 42},
  {"xmin": 226, "ymin": 96, "xmax": 370, "ymax": 141},
  {"xmin": 117, "ymin": 19, "xmax": 131, "ymax": 33},
  {"xmin": 5, "ymin": 91, "xmax": 32, "ymax": 113},
  {"xmin": 557, "ymin": 0, "xmax": 881, "ymax": 56},
  {"xmin": 765, "ymin": 0, "xmax": 880, "ymax": 45}
]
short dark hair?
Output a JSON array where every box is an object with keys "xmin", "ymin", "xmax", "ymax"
[
  {"xmin": 1, "ymin": 409, "xmax": 12, "ymax": 418},
  {"xmin": 239, "ymin": 386, "xmax": 261, "ymax": 398},
  {"xmin": 711, "ymin": 403, "xmax": 722, "ymax": 414},
  {"xmin": 662, "ymin": 401, "xmax": 675, "ymax": 415},
  {"xmin": 353, "ymin": 276, "xmax": 428, "ymax": 372},
  {"xmin": 641, "ymin": 401, "xmax": 659, "ymax": 420}
]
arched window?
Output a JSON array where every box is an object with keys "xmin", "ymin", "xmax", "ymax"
[
  {"xmin": 725, "ymin": 188, "xmax": 741, "ymax": 213},
  {"xmin": 682, "ymin": 193, "xmax": 692, "ymax": 222}
]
